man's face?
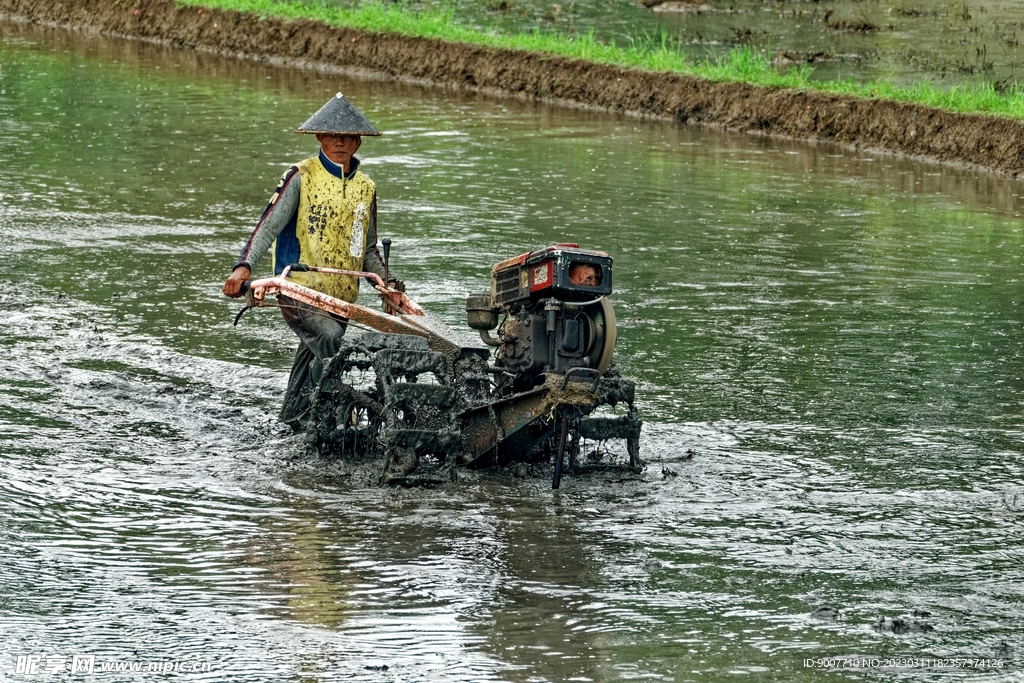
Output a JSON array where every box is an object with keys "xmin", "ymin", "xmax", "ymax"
[{"xmin": 316, "ymin": 134, "xmax": 362, "ymax": 169}]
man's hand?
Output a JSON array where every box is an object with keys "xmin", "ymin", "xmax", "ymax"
[{"xmin": 222, "ymin": 266, "xmax": 251, "ymax": 298}]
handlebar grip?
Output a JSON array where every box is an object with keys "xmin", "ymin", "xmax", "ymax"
[
  {"xmin": 239, "ymin": 279, "xmax": 251, "ymax": 294},
  {"xmin": 286, "ymin": 263, "xmax": 310, "ymax": 272}
]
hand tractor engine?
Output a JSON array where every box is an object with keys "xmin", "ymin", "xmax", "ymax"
[{"xmin": 466, "ymin": 244, "xmax": 617, "ymax": 395}]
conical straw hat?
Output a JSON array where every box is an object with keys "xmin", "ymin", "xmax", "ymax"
[{"xmin": 295, "ymin": 92, "xmax": 381, "ymax": 136}]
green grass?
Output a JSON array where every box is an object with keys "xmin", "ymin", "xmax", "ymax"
[{"xmin": 176, "ymin": 0, "xmax": 1024, "ymax": 119}]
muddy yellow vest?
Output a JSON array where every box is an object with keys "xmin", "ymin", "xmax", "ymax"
[{"xmin": 279, "ymin": 155, "xmax": 375, "ymax": 303}]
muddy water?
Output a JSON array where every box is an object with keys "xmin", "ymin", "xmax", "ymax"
[{"xmin": 2, "ymin": 22, "xmax": 1023, "ymax": 682}]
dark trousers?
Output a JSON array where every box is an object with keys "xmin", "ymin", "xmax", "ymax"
[{"xmin": 277, "ymin": 294, "xmax": 348, "ymax": 429}]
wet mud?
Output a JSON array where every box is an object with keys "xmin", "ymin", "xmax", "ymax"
[{"xmin": 3, "ymin": 0, "xmax": 1024, "ymax": 176}]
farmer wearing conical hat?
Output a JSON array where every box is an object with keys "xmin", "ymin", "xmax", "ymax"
[{"xmin": 222, "ymin": 93, "xmax": 397, "ymax": 429}]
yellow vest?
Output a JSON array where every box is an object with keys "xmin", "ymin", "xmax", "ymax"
[{"xmin": 281, "ymin": 156, "xmax": 376, "ymax": 303}]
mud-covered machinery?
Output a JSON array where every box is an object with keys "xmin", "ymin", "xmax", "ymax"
[{"xmin": 241, "ymin": 243, "xmax": 641, "ymax": 486}]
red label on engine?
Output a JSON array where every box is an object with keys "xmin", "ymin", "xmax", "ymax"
[{"xmin": 530, "ymin": 262, "xmax": 552, "ymax": 291}]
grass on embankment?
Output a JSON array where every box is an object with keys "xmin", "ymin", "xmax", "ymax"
[{"xmin": 176, "ymin": 0, "xmax": 1024, "ymax": 120}]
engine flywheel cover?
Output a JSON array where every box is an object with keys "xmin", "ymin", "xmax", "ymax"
[{"xmin": 582, "ymin": 297, "xmax": 617, "ymax": 375}]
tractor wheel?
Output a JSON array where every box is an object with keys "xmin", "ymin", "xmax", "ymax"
[
  {"xmin": 304, "ymin": 339, "xmax": 385, "ymax": 459},
  {"xmin": 372, "ymin": 342, "xmax": 462, "ymax": 486}
]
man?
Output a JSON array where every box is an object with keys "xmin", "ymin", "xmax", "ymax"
[{"xmin": 222, "ymin": 93, "xmax": 394, "ymax": 429}]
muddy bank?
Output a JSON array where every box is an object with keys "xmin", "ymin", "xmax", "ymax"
[{"xmin": 2, "ymin": 0, "xmax": 1024, "ymax": 176}]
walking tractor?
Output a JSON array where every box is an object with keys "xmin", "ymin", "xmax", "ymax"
[{"xmin": 239, "ymin": 243, "xmax": 642, "ymax": 486}]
